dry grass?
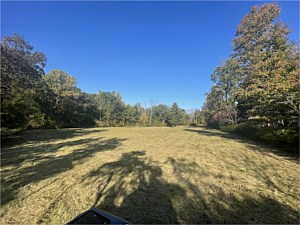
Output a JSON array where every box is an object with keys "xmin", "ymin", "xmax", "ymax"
[{"xmin": 1, "ymin": 126, "xmax": 299, "ymax": 224}]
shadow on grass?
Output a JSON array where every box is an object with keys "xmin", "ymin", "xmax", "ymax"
[
  {"xmin": 83, "ymin": 151, "xmax": 181, "ymax": 224},
  {"xmin": 1, "ymin": 137, "xmax": 126, "ymax": 205},
  {"xmin": 183, "ymin": 128, "xmax": 299, "ymax": 161},
  {"xmin": 1, "ymin": 128, "xmax": 107, "ymax": 147},
  {"xmin": 167, "ymin": 157, "xmax": 299, "ymax": 224},
  {"xmin": 84, "ymin": 151, "xmax": 298, "ymax": 224},
  {"xmin": 1, "ymin": 136, "xmax": 103, "ymax": 168}
]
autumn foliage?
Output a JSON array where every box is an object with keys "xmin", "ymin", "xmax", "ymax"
[{"xmin": 202, "ymin": 3, "xmax": 299, "ymax": 150}]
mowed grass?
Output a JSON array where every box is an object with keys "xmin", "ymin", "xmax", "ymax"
[{"xmin": 1, "ymin": 127, "xmax": 299, "ymax": 224}]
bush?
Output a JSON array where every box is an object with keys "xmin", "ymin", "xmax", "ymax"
[
  {"xmin": 220, "ymin": 124, "xmax": 238, "ymax": 133},
  {"xmin": 151, "ymin": 120, "xmax": 164, "ymax": 127},
  {"xmin": 1, "ymin": 127, "xmax": 24, "ymax": 138},
  {"xmin": 94, "ymin": 120, "xmax": 108, "ymax": 127},
  {"xmin": 220, "ymin": 122, "xmax": 299, "ymax": 152}
]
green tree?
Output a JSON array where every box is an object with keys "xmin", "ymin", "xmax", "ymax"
[
  {"xmin": 202, "ymin": 85, "xmax": 224, "ymax": 127},
  {"xmin": 1, "ymin": 34, "xmax": 52, "ymax": 134},
  {"xmin": 44, "ymin": 70, "xmax": 82, "ymax": 127},
  {"xmin": 73, "ymin": 92, "xmax": 99, "ymax": 127},
  {"xmin": 152, "ymin": 104, "xmax": 170, "ymax": 125},
  {"xmin": 210, "ymin": 57, "xmax": 239, "ymax": 125},
  {"xmin": 169, "ymin": 103, "xmax": 181, "ymax": 126},
  {"xmin": 202, "ymin": 3, "xmax": 299, "ymax": 150},
  {"xmin": 123, "ymin": 105, "xmax": 138, "ymax": 126},
  {"xmin": 1, "ymin": 34, "xmax": 46, "ymax": 101},
  {"xmin": 233, "ymin": 3, "xmax": 299, "ymax": 126},
  {"xmin": 140, "ymin": 112, "xmax": 148, "ymax": 126},
  {"xmin": 96, "ymin": 91, "xmax": 126, "ymax": 126},
  {"xmin": 192, "ymin": 109, "xmax": 205, "ymax": 126},
  {"xmin": 133, "ymin": 103, "xmax": 143, "ymax": 125}
]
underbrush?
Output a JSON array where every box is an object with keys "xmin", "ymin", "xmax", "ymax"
[
  {"xmin": 1, "ymin": 127, "xmax": 24, "ymax": 137},
  {"xmin": 220, "ymin": 123, "xmax": 299, "ymax": 153}
]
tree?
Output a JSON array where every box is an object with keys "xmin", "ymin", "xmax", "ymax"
[
  {"xmin": 202, "ymin": 85, "xmax": 224, "ymax": 127},
  {"xmin": 191, "ymin": 109, "xmax": 205, "ymax": 126},
  {"xmin": 210, "ymin": 57, "xmax": 239, "ymax": 125},
  {"xmin": 95, "ymin": 91, "xmax": 126, "ymax": 126},
  {"xmin": 73, "ymin": 92, "xmax": 99, "ymax": 127},
  {"xmin": 133, "ymin": 103, "xmax": 143, "ymax": 125},
  {"xmin": 1, "ymin": 34, "xmax": 46, "ymax": 101},
  {"xmin": 148, "ymin": 99, "xmax": 157, "ymax": 125},
  {"xmin": 169, "ymin": 103, "xmax": 181, "ymax": 126},
  {"xmin": 211, "ymin": 57, "xmax": 239, "ymax": 104},
  {"xmin": 153, "ymin": 104, "xmax": 170, "ymax": 125},
  {"xmin": 140, "ymin": 112, "xmax": 148, "ymax": 126},
  {"xmin": 124, "ymin": 104, "xmax": 142, "ymax": 126},
  {"xmin": 44, "ymin": 70, "xmax": 81, "ymax": 127},
  {"xmin": 1, "ymin": 34, "xmax": 51, "ymax": 133},
  {"xmin": 233, "ymin": 3, "xmax": 299, "ymax": 126},
  {"xmin": 201, "ymin": 3, "xmax": 299, "ymax": 150}
]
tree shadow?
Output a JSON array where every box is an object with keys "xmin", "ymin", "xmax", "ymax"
[
  {"xmin": 166, "ymin": 157, "xmax": 213, "ymax": 223},
  {"xmin": 1, "ymin": 137, "xmax": 126, "ymax": 205},
  {"xmin": 183, "ymin": 128, "xmax": 299, "ymax": 161},
  {"xmin": 1, "ymin": 136, "xmax": 105, "ymax": 168},
  {"xmin": 166, "ymin": 157, "xmax": 299, "ymax": 224},
  {"xmin": 82, "ymin": 152, "xmax": 298, "ymax": 224},
  {"xmin": 83, "ymin": 151, "xmax": 183, "ymax": 224},
  {"xmin": 1, "ymin": 128, "xmax": 107, "ymax": 147}
]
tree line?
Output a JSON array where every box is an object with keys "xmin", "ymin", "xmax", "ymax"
[
  {"xmin": 201, "ymin": 3, "xmax": 299, "ymax": 150},
  {"xmin": 1, "ymin": 35, "xmax": 195, "ymax": 136},
  {"xmin": 1, "ymin": 3, "xmax": 298, "ymax": 150}
]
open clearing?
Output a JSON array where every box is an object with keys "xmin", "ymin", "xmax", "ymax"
[{"xmin": 1, "ymin": 127, "xmax": 299, "ymax": 224}]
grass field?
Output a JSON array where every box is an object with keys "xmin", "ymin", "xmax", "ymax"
[{"xmin": 1, "ymin": 126, "xmax": 299, "ymax": 224}]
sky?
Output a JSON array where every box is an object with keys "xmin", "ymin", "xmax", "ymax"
[{"xmin": 1, "ymin": 1, "xmax": 299, "ymax": 110}]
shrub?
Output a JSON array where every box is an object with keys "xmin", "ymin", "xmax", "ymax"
[
  {"xmin": 1, "ymin": 127, "xmax": 24, "ymax": 138},
  {"xmin": 94, "ymin": 120, "xmax": 108, "ymax": 127},
  {"xmin": 220, "ymin": 124, "xmax": 238, "ymax": 133},
  {"xmin": 220, "ymin": 122, "xmax": 299, "ymax": 152}
]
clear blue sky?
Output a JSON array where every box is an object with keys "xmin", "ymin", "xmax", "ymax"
[{"xmin": 1, "ymin": 1, "xmax": 299, "ymax": 110}]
